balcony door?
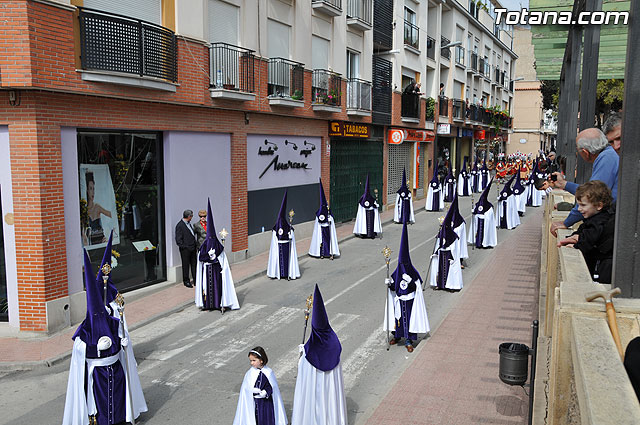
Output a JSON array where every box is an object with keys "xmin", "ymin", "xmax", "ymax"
[{"xmin": 84, "ymin": 0, "xmax": 161, "ymax": 24}]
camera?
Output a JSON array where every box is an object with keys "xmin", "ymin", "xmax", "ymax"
[{"xmin": 550, "ymin": 174, "xmax": 558, "ymax": 182}]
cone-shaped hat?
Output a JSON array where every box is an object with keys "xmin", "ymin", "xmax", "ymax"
[
  {"xmin": 528, "ymin": 161, "xmax": 540, "ymax": 183},
  {"xmin": 481, "ymin": 156, "xmax": 489, "ymax": 171},
  {"xmin": 437, "ymin": 219, "xmax": 459, "ymax": 249},
  {"xmin": 473, "ymin": 177, "xmax": 494, "ymax": 214},
  {"xmin": 200, "ymin": 198, "xmax": 224, "ymax": 261},
  {"xmin": 304, "ymin": 284, "xmax": 342, "ymax": 372},
  {"xmin": 460, "ymin": 157, "xmax": 468, "ymax": 175},
  {"xmin": 273, "ymin": 189, "xmax": 292, "ymax": 238},
  {"xmin": 444, "ymin": 195, "xmax": 465, "ymax": 229},
  {"xmin": 512, "ymin": 168, "xmax": 525, "ymax": 195},
  {"xmin": 316, "ymin": 178, "xmax": 330, "ymax": 222},
  {"xmin": 444, "ymin": 165, "xmax": 455, "ymax": 184},
  {"xmin": 391, "ymin": 223, "xmax": 422, "ymax": 293},
  {"xmin": 499, "ymin": 173, "xmax": 516, "ymax": 200},
  {"xmin": 397, "ymin": 168, "xmax": 409, "ymax": 196},
  {"xmin": 430, "ymin": 160, "xmax": 440, "ymax": 185},
  {"xmin": 359, "ymin": 174, "xmax": 376, "ymax": 207},
  {"xmin": 471, "ymin": 157, "xmax": 479, "ymax": 172}
]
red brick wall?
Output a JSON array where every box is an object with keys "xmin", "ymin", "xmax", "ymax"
[{"xmin": 0, "ymin": 1, "xmax": 32, "ymax": 87}]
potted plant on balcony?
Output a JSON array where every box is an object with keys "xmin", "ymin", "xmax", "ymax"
[
  {"xmin": 291, "ymin": 89, "xmax": 303, "ymax": 100},
  {"xmin": 327, "ymin": 89, "xmax": 341, "ymax": 106},
  {"xmin": 222, "ymin": 78, "xmax": 236, "ymax": 91}
]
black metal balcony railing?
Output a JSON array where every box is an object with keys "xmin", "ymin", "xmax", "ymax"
[
  {"xmin": 455, "ymin": 46, "xmax": 465, "ymax": 66},
  {"xmin": 470, "ymin": 52, "xmax": 478, "ymax": 72},
  {"xmin": 404, "ymin": 20, "xmax": 419, "ymax": 50},
  {"xmin": 312, "ymin": 69, "xmax": 342, "ymax": 106},
  {"xmin": 78, "ymin": 8, "xmax": 177, "ymax": 82},
  {"xmin": 509, "ymin": 80, "xmax": 514, "ymax": 92},
  {"xmin": 452, "ymin": 99, "xmax": 464, "ymax": 119},
  {"xmin": 478, "ymin": 58, "xmax": 485, "ymax": 76},
  {"xmin": 468, "ymin": 104, "xmax": 480, "ymax": 121},
  {"xmin": 347, "ymin": 78, "xmax": 372, "ymax": 111},
  {"xmin": 481, "ymin": 108, "xmax": 492, "ymax": 125},
  {"xmin": 347, "ymin": 0, "xmax": 372, "ymax": 26},
  {"xmin": 501, "ymin": 71, "xmax": 506, "ymax": 86},
  {"xmin": 495, "ymin": 67, "xmax": 500, "ymax": 83},
  {"xmin": 401, "ymin": 93, "xmax": 420, "ymax": 119},
  {"xmin": 427, "ymin": 36, "xmax": 436, "ymax": 60},
  {"xmin": 438, "ymin": 96, "xmax": 449, "ymax": 117},
  {"xmin": 312, "ymin": 0, "xmax": 342, "ymax": 12},
  {"xmin": 210, "ymin": 43, "xmax": 255, "ymax": 92},
  {"xmin": 268, "ymin": 58, "xmax": 305, "ymax": 99},
  {"xmin": 441, "ymin": 36, "xmax": 451, "ymax": 59}
]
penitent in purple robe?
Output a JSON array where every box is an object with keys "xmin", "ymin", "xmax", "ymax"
[
  {"xmin": 254, "ymin": 371, "xmax": 276, "ymax": 425},
  {"xmin": 198, "ymin": 201, "xmax": 226, "ymax": 310}
]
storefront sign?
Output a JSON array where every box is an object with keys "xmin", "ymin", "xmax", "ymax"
[
  {"xmin": 329, "ymin": 121, "xmax": 370, "ymax": 138},
  {"xmin": 437, "ymin": 124, "xmax": 451, "ymax": 135},
  {"xmin": 474, "ymin": 130, "xmax": 486, "ymax": 139},
  {"xmin": 460, "ymin": 129, "xmax": 473, "ymax": 138},
  {"xmin": 388, "ymin": 129, "xmax": 435, "ymax": 144}
]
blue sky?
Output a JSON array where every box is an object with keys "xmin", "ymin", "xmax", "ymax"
[{"xmin": 498, "ymin": 0, "xmax": 529, "ymax": 11}]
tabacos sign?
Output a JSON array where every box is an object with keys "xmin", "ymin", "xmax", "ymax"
[{"xmin": 329, "ymin": 121, "xmax": 370, "ymax": 138}]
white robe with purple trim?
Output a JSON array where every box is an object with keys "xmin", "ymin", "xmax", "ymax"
[
  {"xmin": 467, "ymin": 207, "xmax": 498, "ymax": 248},
  {"xmin": 233, "ymin": 366, "xmax": 287, "ymax": 425},
  {"xmin": 425, "ymin": 184, "xmax": 444, "ymax": 212},
  {"xmin": 195, "ymin": 250, "xmax": 239, "ymax": 309},
  {"xmin": 309, "ymin": 216, "xmax": 340, "ymax": 257},
  {"xmin": 267, "ymin": 230, "xmax": 301, "ymax": 279}
]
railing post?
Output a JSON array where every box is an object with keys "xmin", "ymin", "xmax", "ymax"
[{"xmin": 138, "ymin": 21, "xmax": 144, "ymax": 77}]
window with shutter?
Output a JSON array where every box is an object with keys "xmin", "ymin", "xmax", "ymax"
[
  {"xmin": 84, "ymin": 0, "xmax": 162, "ymax": 25},
  {"xmin": 209, "ymin": 0, "xmax": 239, "ymax": 45}
]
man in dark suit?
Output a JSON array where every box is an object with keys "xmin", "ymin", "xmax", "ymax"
[{"xmin": 175, "ymin": 209, "xmax": 197, "ymax": 288}]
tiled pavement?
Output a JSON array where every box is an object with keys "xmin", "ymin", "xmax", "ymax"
[{"xmin": 363, "ymin": 207, "xmax": 541, "ymax": 425}]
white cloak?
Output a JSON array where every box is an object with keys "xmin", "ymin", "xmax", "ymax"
[
  {"xmin": 514, "ymin": 191, "xmax": 527, "ymax": 214},
  {"xmin": 526, "ymin": 183, "xmax": 543, "ymax": 207},
  {"xmin": 62, "ymin": 330, "xmax": 147, "ymax": 425},
  {"xmin": 467, "ymin": 208, "xmax": 498, "ymax": 248},
  {"xmin": 383, "ymin": 283, "xmax": 430, "ymax": 334},
  {"xmin": 291, "ymin": 350, "xmax": 347, "ymax": 425},
  {"xmin": 267, "ymin": 230, "xmax": 301, "ymax": 280},
  {"xmin": 233, "ymin": 366, "xmax": 288, "ymax": 425},
  {"xmin": 309, "ymin": 216, "xmax": 340, "ymax": 257},
  {"xmin": 353, "ymin": 204, "xmax": 382, "ymax": 236},
  {"xmin": 425, "ymin": 184, "xmax": 444, "ymax": 211},
  {"xmin": 195, "ymin": 250, "xmax": 240, "ymax": 309},
  {"xmin": 457, "ymin": 174, "xmax": 472, "ymax": 196},
  {"xmin": 453, "ymin": 221, "xmax": 469, "ymax": 260},
  {"xmin": 495, "ymin": 195, "xmax": 521, "ymax": 230},
  {"xmin": 393, "ymin": 193, "xmax": 415, "ymax": 224},
  {"xmin": 443, "ymin": 180, "xmax": 456, "ymax": 200},
  {"xmin": 428, "ymin": 243, "xmax": 463, "ymax": 290}
]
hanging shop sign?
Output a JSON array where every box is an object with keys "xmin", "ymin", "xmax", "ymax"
[
  {"xmin": 388, "ymin": 128, "xmax": 435, "ymax": 144},
  {"xmin": 459, "ymin": 129, "xmax": 474, "ymax": 138},
  {"xmin": 474, "ymin": 130, "xmax": 486, "ymax": 139},
  {"xmin": 329, "ymin": 121, "xmax": 370, "ymax": 138},
  {"xmin": 437, "ymin": 124, "xmax": 451, "ymax": 135}
]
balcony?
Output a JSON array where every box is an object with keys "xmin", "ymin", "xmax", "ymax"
[
  {"xmin": 468, "ymin": 104, "xmax": 481, "ymax": 122},
  {"xmin": 483, "ymin": 61, "xmax": 491, "ymax": 79},
  {"xmin": 501, "ymin": 71, "xmax": 506, "ymax": 86},
  {"xmin": 470, "ymin": 52, "xmax": 478, "ymax": 73},
  {"xmin": 401, "ymin": 93, "xmax": 420, "ymax": 123},
  {"xmin": 267, "ymin": 58, "xmax": 305, "ymax": 107},
  {"xmin": 346, "ymin": 78, "xmax": 372, "ymax": 116},
  {"xmin": 478, "ymin": 58, "xmax": 485, "ymax": 77},
  {"xmin": 312, "ymin": 69, "xmax": 342, "ymax": 113},
  {"xmin": 495, "ymin": 67, "xmax": 501, "ymax": 84},
  {"xmin": 440, "ymin": 36, "xmax": 451, "ymax": 60},
  {"xmin": 312, "ymin": 0, "xmax": 342, "ymax": 17},
  {"xmin": 455, "ymin": 46, "xmax": 465, "ymax": 67},
  {"xmin": 452, "ymin": 99, "xmax": 465, "ymax": 121},
  {"xmin": 78, "ymin": 8, "xmax": 177, "ymax": 91},
  {"xmin": 426, "ymin": 36, "xmax": 436, "ymax": 60},
  {"xmin": 404, "ymin": 20, "xmax": 419, "ymax": 52},
  {"xmin": 438, "ymin": 96, "xmax": 449, "ymax": 117},
  {"xmin": 347, "ymin": 0, "xmax": 372, "ymax": 31},
  {"xmin": 209, "ymin": 43, "xmax": 256, "ymax": 101}
]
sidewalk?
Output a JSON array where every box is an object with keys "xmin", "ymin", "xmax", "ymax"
[
  {"xmin": 0, "ymin": 197, "xmax": 426, "ymax": 370},
  {"xmin": 363, "ymin": 206, "xmax": 542, "ymax": 425}
]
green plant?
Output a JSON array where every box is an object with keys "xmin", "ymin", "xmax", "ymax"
[
  {"xmin": 291, "ymin": 89, "xmax": 303, "ymax": 100},
  {"xmin": 425, "ymin": 97, "xmax": 435, "ymax": 120}
]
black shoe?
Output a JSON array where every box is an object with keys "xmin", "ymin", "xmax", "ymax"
[{"xmin": 184, "ymin": 282, "xmax": 193, "ymax": 288}]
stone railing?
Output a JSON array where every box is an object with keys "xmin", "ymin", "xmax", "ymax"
[{"xmin": 535, "ymin": 190, "xmax": 640, "ymax": 424}]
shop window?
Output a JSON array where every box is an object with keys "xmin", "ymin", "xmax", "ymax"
[{"xmin": 77, "ymin": 131, "xmax": 166, "ymax": 293}]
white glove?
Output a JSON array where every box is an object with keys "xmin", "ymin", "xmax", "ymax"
[
  {"xmin": 120, "ymin": 337, "xmax": 129, "ymax": 347},
  {"xmin": 252, "ymin": 388, "xmax": 261, "ymax": 395},
  {"xmin": 384, "ymin": 278, "xmax": 391, "ymax": 287},
  {"xmin": 298, "ymin": 344, "xmax": 305, "ymax": 354},
  {"xmin": 253, "ymin": 389, "xmax": 267, "ymax": 399}
]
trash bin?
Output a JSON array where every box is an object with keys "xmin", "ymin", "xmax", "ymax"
[{"xmin": 499, "ymin": 342, "xmax": 529, "ymax": 385}]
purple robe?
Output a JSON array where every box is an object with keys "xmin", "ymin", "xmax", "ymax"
[
  {"xmin": 320, "ymin": 226, "xmax": 331, "ymax": 257},
  {"xmin": 365, "ymin": 209, "xmax": 377, "ymax": 239},
  {"xmin": 399, "ymin": 197, "xmax": 411, "ymax": 224},
  {"xmin": 436, "ymin": 250, "xmax": 454, "ymax": 290},
  {"xmin": 475, "ymin": 217, "xmax": 485, "ymax": 248},
  {"xmin": 254, "ymin": 371, "xmax": 275, "ymax": 425},
  {"xmin": 277, "ymin": 241, "xmax": 290, "ymax": 279},
  {"xmin": 202, "ymin": 260, "xmax": 223, "ymax": 310},
  {"xmin": 92, "ymin": 360, "xmax": 127, "ymax": 425}
]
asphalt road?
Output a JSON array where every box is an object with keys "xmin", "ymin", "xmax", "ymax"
[{"xmin": 0, "ymin": 188, "xmax": 529, "ymax": 425}]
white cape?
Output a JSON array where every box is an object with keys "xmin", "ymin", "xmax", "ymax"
[
  {"xmin": 383, "ymin": 283, "xmax": 430, "ymax": 334},
  {"xmin": 62, "ymin": 330, "xmax": 147, "ymax": 425},
  {"xmin": 457, "ymin": 174, "xmax": 472, "ymax": 196},
  {"xmin": 453, "ymin": 221, "xmax": 468, "ymax": 260},
  {"xmin": 195, "ymin": 250, "xmax": 239, "ymax": 309},
  {"xmin": 267, "ymin": 230, "xmax": 301, "ymax": 279},
  {"xmin": 495, "ymin": 196, "xmax": 520, "ymax": 230},
  {"xmin": 233, "ymin": 366, "xmax": 288, "ymax": 425},
  {"xmin": 425, "ymin": 184, "xmax": 444, "ymax": 211},
  {"xmin": 393, "ymin": 193, "xmax": 415, "ymax": 224},
  {"xmin": 291, "ymin": 351, "xmax": 347, "ymax": 425},
  {"xmin": 443, "ymin": 180, "xmax": 456, "ymax": 201},
  {"xmin": 467, "ymin": 208, "xmax": 498, "ymax": 248},
  {"xmin": 514, "ymin": 191, "xmax": 526, "ymax": 214},
  {"xmin": 526, "ymin": 183, "xmax": 543, "ymax": 207},
  {"xmin": 309, "ymin": 216, "xmax": 340, "ymax": 257},
  {"xmin": 353, "ymin": 204, "xmax": 382, "ymax": 235},
  {"xmin": 428, "ymin": 243, "xmax": 463, "ymax": 290}
]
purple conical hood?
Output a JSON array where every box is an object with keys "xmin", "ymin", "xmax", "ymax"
[
  {"xmin": 430, "ymin": 161, "xmax": 440, "ymax": 184},
  {"xmin": 473, "ymin": 177, "xmax": 494, "ymax": 214},
  {"xmin": 460, "ymin": 157, "xmax": 468, "ymax": 175},
  {"xmin": 481, "ymin": 157, "xmax": 489, "ymax": 171},
  {"xmin": 499, "ymin": 173, "xmax": 516, "ymax": 199},
  {"xmin": 512, "ymin": 169, "xmax": 525, "ymax": 195},
  {"xmin": 316, "ymin": 178, "xmax": 330, "ymax": 222},
  {"xmin": 391, "ymin": 223, "xmax": 422, "ymax": 291},
  {"xmin": 359, "ymin": 174, "xmax": 376, "ymax": 207},
  {"xmin": 445, "ymin": 167, "xmax": 455, "ymax": 183},
  {"xmin": 444, "ymin": 195, "xmax": 465, "ymax": 229},
  {"xmin": 273, "ymin": 190, "xmax": 292, "ymax": 237},
  {"xmin": 304, "ymin": 284, "xmax": 342, "ymax": 372},
  {"xmin": 200, "ymin": 198, "xmax": 224, "ymax": 260},
  {"xmin": 528, "ymin": 161, "xmax": 540, "ymax": 183},
  {"xmin": 397, "ymin": 168, "xmax": 409, "ymax": 195},
  {"xmin": 471, "ymin": 158, "xmax": 479, "ymax": 172},
  {"xmin": 72, "ymin": 249, "xmax": 121, "ymax": 358},
  {"xmin": 437, "ymin": 220, "xmax": 459, "ymax": 249},
  {"xmin": 97, "ymin": 230, "xmax": 118, "ymax": 303}
]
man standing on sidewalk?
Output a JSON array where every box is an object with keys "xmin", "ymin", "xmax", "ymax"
[
  {"xmin": 176, "ymin": 209, "xmax": 198, "ymax": 288},
  {"xmin": 549, "ymin": 128, "xmax": 619, "ymax": 237}
]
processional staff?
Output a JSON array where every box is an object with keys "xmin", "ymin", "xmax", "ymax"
[
  {"xmin": 300, "ymin": 293, "xmax": 313, "ymax": 356},
  {"xmin": 382, "ymin": 246, "xmax": 392, "ymax": 351},
  {"xmin": 219, "ymin": 227, "xmax": 229, "ymax": 314}
]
